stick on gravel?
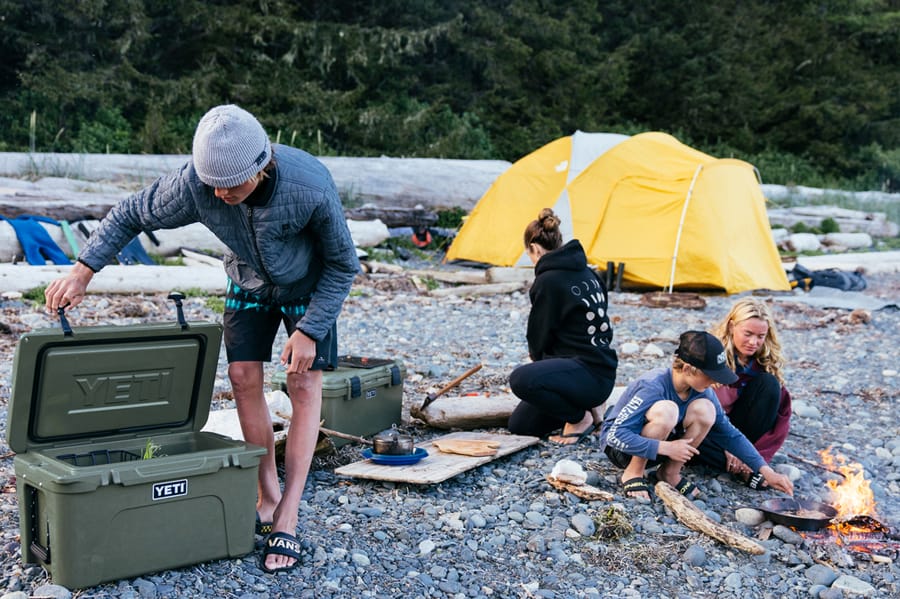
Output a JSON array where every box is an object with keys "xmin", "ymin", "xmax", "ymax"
[{"xmin": 655, "ymin": 481, "xmax": 766, "ymax": 555}]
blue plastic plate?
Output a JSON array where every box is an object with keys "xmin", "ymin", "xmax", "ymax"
[{"xmin": 362, "ymin": 447, "xmax": 428, "ymax": 466}]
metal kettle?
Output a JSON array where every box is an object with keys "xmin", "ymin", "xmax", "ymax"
[{"xmin": 372, "ymin": 426, "xmax": 415, "ymax": 455}]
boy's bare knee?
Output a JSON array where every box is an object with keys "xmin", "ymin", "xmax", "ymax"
[
  {"xmin": 685, "ymin": 397, "xmax": 716, "ymax": 428},
  {"xmin": 644, "ymin": 400, "xmax": 679, "ymax": 433}
]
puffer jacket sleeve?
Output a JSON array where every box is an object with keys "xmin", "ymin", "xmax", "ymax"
[
  {"xmin": 294, "ymin": 189, "xmax": 360, "ymax": 341},
  {"xmin": 78, "ymin": 164, "xmax": 201, "ymax": 271}
]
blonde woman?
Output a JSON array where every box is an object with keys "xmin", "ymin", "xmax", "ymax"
[{"xmin": 693, "ymin": 298, "xmax": 792, "ymax": 489}]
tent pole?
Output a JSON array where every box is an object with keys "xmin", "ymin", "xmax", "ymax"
[{"xmin": 668, "ymin": 164, "xmax": 704, "ymax": 293}]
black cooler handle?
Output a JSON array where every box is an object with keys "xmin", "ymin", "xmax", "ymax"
[
  {"xmin": 167, "ymin": 292, "xmax": 189, "ymax": 330},
  {"xmin": 28, "ymin": 486, "xmax": 51, "ymax": 564},
  {"xmin": 57, "ymin": 307, "xmax": 73, "ymax": 337}
]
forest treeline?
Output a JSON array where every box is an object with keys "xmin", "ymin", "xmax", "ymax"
[{"xmin": 1, "ymin": 0, "xmax": 898, "ymax": 191}]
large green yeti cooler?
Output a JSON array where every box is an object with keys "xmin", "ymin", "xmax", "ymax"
[
  {"xmin": 271, "ymin": 356, "xmax": 405, "ymax": 447},
  {"xmin": 6, "ymin": 319, "xmax": 267, "ymax": 589}
]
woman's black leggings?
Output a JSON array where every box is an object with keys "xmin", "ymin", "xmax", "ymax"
[
  {"xmin": 693, "ymin": 372, "xmax": 781, "ymax": 471},
  {"xmin": 507, "ymin": 358, "xmax": 615, "ymax": 437}
]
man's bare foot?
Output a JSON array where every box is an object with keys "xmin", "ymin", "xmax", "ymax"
[{"xmin": 261, "ymin": 531, "xmax": 301, "ymax": 574}]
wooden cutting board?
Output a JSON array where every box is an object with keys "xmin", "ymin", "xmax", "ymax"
[
  {"xmin": 432, "ymin": 438, "xmax": 501, "ymax": 456},
  {"xmin": 334, "ymin": 431, "xmax": 540, "ymax": 484}
]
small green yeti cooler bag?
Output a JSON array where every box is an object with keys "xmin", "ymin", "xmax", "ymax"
[{"xmin": 271, "ymin": 356, "xmax": 404, "ymax": 447}]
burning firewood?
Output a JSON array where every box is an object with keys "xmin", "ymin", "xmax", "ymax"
[{"xmin": 654, "ymin": 481, "xmax": 766, "ymax": 555}]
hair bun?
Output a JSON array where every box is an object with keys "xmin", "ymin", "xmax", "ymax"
[{"xmin": 538, "ymin": 208, "xmax": 560, "ymax": 231}]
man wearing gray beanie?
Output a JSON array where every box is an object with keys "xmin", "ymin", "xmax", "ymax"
[{"xmin": 45, "ymin": 104, "xmax": 360, "ymax": 575}]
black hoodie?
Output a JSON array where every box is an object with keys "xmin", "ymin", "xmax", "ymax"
[{"xmin": 526, "ymin": 239, "xmax": 617, "ymax": 375}]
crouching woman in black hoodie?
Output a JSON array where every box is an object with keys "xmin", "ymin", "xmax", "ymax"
[{"xmin": 507, "ymin": 209, "xmax": 618, "ymax": 444}]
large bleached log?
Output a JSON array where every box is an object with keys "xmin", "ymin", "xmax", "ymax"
[
  {"xmin": 794, "ymin": 250, "xmax": 900, "ymax": 274},
  {"xmin": 1, "ymin": 217, "xmax": 391, "ymax": 263},
  {"xmin": 345, "ymin": 205, "xmax": 438, "ymax": 227},
  {"xmin": 428, "ymin": 281, "xmax": 525, "ymax": 298},
  {"xmin": 0, "ymin": 219, "xmax": 229, "ymax": 261},
  {"xmin": 767, "ymin": 205, "xmax": 898, "ymax": 237},
  {"xmin": 655, "ymin": 481, "xmax": 766, "ymax": 555},
  {"xmin": 4, "ymin": 155, "xmax": 900, "ymax": 223},
  {"xmin": 0, "ymin": 220, "xmax": 75, "ymax": 262},
  {"xmin": 0, "ymin": 153, "xmax": 512, "ymax": 212},
  {"xmin": 346, "ymin": 218, "xmax": 390, "ymax": 247},
  {"xmin": 0, "ymin": 263, "xmax": 227, "ymax": 294},
  {"xmin": 0, "ymin": 176, "xmax": 132, "ymax": 220},
  {"xmin": 405, "ymin": 268, "xmax": 487, "ymax": 285},
  {"xmin": 0, "ymin": 197, "xmax": 120, "ymax": 221},
  {"xmin": 410, "ymin": 394, "xmax": 520, "ymax": 430},
  {"xmin": 486, "ymin": 267, "xmax": 535, "ymax": 285}
]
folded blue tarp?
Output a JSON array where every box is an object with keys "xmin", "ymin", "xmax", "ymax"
[{"xmin": 1, "ymin": 215, "xmax": 72, "ymax": 265}]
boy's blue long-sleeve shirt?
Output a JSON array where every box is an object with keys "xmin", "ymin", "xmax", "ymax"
[{"xmin": 598, "ymin": 367, "xmax": 766, "ymax": 472}]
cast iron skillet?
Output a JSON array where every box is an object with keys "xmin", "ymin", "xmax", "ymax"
[{"xmin": 759, "ymin": 498, "xmax": 838, "ymax": 531}]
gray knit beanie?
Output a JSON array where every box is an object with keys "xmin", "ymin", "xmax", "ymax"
[{"xmin": 192, "ymin": 104, "xmax": 272, "ymax": 188}]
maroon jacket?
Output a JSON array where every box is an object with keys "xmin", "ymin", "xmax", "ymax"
[{"xmin": 714, "ymin": 360, "xmax": 792, "ymax": 463}]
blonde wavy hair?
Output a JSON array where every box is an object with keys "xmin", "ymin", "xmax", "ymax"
[{"xmin": 713, "ymin": 298, "xmax": 785, "ymax": 384}]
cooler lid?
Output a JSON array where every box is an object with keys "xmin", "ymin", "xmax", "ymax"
[{"xmin": 7, "ymin": 321, "xmax": 223, "ymax": 453}]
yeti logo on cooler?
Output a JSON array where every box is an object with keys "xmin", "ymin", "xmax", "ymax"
[
  {"xmin": 76, "ymin": 370, "xmax": 174, "ymax": 407},
  {"xmin": 152, "ymin": 479, "xmax": 188, "ymax": 501},
  {"xmin": 366, "ymin": 388, "xmax": 377, "ymax": 400}
]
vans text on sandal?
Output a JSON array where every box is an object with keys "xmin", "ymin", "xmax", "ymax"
[{"xmin": 260, "ymin": 532, "xmax": 302, "ymax": 574}]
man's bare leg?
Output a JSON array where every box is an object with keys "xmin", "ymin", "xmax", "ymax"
[
  {"xmin": 230, "ymin": 361, "xmax": 281, "ymax": 524},
  {"xmin": 264, "ymin": 369, "xmax": 322, "ymax": 571}
]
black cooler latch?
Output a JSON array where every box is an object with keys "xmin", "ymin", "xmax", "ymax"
[
  {"xmin": 167, "ymin": 292, "xmax": 189, "ymax": 330},
  {"xmin": 390, "ymin": 365, "xmax": 401, "ymax": 386},
  {"xmin": 56, "ymin": 307, "xmax": 73, "ymax": 337},
  {"xmin": 349, "ymin": 376, "xmax": 361, "ymax": 399}
]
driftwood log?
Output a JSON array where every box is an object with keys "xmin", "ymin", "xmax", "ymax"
[
  {"xmin": 406, "ymin": 268, "xmax": 487, "ymax": 285},
  {"xmin": 345, "ymin": 206, "xmax": 437, "ymax": 227},
  {"xmin": 0, "ymin": 218, "xmax": 391, "ymax": 263},
  {"xmin": 639, "ymin": 292, "xmax": 708, "ymax": 310},
  {"xmin": 654, "ymin": 481, "xmax": 766, "ymax": 555},
  {"xmin": 428, "ymin": 281, "xmax": 525, "ymax": 298},
  {"xmin": 0, "ymin": 153, "xmax": 512, "ymax": 215},
  {"xmin": 410, "ymin": 394, "xmax": 520, "ymax": 430},
  {"xmin": 0, "ymin": 263, "xmax": 227, "ymax": 294},
  {"xmin": 0, "ymin": 219, "xmax": 229, "ymax": 262},
  {"xmin": 545, "ymin": 475, "xmax": 614, "ymax": 501},
  {"xmin": 0, "ymin": 184, "xmax": 129, "ymax": 221},
  {"xmin": 767, "ymin": 205, "xmax": 898, "ymax": 237}
]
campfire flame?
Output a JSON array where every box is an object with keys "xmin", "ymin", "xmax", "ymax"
[
  {"xmin": 806, "ymin": 449, "xmax": 899, "ymax": 562},
  {"xmin": 818, "ymin": 447, "xmax": 877, "ymax": 521}
]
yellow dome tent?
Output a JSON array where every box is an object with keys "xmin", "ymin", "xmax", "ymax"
[{"xmin": 445, "ymin": 131, "xmax": 790, "ymax": 294}]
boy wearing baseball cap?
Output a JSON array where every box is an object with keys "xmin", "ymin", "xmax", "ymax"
[{"xmin": 598, "ymin": 330, "xmax": 794, "ymax": 502}]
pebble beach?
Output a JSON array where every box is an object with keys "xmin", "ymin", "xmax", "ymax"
[{"xmin": 0, "ymin": 260, "xmax": 898, "ymax": 599}]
